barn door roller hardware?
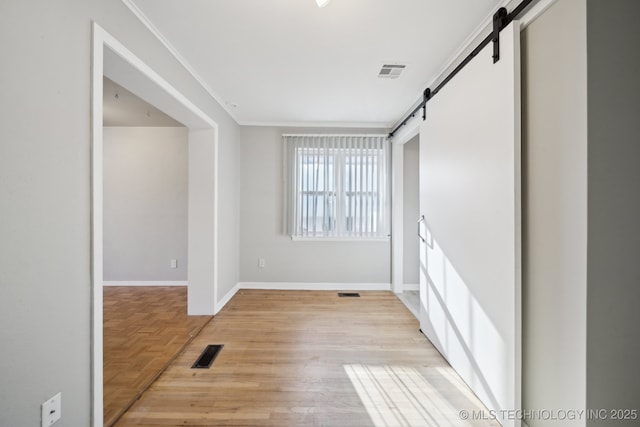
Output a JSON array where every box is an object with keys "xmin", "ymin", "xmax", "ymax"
[
  {"xmin": 492, "ymin": 8, "xmax": 509, "ymax": 63},
  {"xmin": 389, "ymin": 0, "xmax": 537, "ymax": 138},
  {"xmin": 422, "ymin": 89, "xmax": 431, "ymax": 120}
]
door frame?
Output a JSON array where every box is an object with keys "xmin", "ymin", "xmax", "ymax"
[
  {"xmin": 91, "ymin": 23, "xmax": 219, "ymax": 426},
  {"xmin": 390, "ymin": 116, "xmax": 421, "ymax": 294}
]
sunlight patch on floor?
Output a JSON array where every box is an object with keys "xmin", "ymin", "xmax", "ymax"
[{"xmin": 344, "ymin": 364, "xmax": 481, "ymax": 427}]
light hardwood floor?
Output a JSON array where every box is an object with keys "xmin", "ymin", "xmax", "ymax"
[
  {"xmin": 104, "ymin": 286, "xmax": 212, "ymax": 427},
  {"xmin": 115, "ymin": 290, "xmax": 498, "ymax": 427}
]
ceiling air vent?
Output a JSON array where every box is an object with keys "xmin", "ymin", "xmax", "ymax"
[{"xmin": 378, "ymin": 64, "xmax": 406, "ymax": 79}]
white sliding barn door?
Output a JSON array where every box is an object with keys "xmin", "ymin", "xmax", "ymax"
[{"xmin": 419, "ymin": 22, "xmax": 521, "ymax": 427}]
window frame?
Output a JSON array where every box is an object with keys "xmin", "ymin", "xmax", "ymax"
[{"xmin": 284, "ymin": 134, "xmax": 390, "ymax": 241}]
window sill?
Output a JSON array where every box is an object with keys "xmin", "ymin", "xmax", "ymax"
[{"xmin": 289, "ymin": 236, "xmax": 390, "ymax": 242}]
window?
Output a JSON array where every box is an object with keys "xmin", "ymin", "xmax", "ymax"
[{"xmin": 284, "ymin": 134, "xmax": 390, "ymax": 239}]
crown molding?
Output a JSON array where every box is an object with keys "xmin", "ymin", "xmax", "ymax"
[
  {"xmin": 121, "ymin": 0, "xmax": 240, "ymax": 124},
  {"xmin": 240, "ymin": 120, "xmax": 392, "ymax": 129}
]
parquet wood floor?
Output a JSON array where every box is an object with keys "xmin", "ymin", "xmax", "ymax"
[
  {"xmin": 104, "ymin": 286, "xmax": 212, "ymax": 427},
  {"xmin": 115, "ymin": 290, "xmax": 498, "ymax": 427}
]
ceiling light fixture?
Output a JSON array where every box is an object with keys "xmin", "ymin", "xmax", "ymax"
[{"xmin": 315, "ymin": 0, "xmax": 331, "ymax": 8}]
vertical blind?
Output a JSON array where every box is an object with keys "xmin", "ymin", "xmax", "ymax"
[{"xmin": 284, "ymin": 134, "xmax": 390, "ymax": 239}]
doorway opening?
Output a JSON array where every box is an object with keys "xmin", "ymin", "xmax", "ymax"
[
  {"xmin": 397, "ymin": 135, "xmax": 420, "ymax": 318},
  {"xmin": 91, "ymin": 23, "xmax": 219, "ymax": 427}
]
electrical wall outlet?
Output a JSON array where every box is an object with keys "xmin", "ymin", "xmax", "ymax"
[
  {"xmin": 41, "ymin": 392, "xmax": 61, "ymax": 426},
  {"xmin": 258, "ymin": 258, "xmax": 265, "ymax": 268},
  {"xmin": 170, "ymin": 259, "xmax": 178, "ymax": 269}
]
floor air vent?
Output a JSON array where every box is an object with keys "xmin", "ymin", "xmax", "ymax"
[
  {"xmin": 338, "ymin": 292, "xmax": 360, "ymax": 297},
  {"xmin": 192, "ymin": 344, "xmax": 223, "ymax": 369}
]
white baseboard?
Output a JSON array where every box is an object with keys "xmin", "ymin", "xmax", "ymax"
[
  {"xmin": 238, "ymin": 282, "xmax": 391, "ymax": 291},
  {"xmin": 403, "ymin": 283, "xmax": 419, "ymax": 291},
  {"xmin": 215, "ymin": 283, "xmax": 240, "ymax": 314},
  {"xmin": 102, "ymin": 281, "xmax": 187, "ymax": 287}
]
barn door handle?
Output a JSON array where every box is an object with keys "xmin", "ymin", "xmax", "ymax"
[{"xmin": 417, "ymin": 215, "xmax": 426, "ymax": 243}]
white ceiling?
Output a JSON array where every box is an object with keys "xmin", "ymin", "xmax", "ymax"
[
  {"xmin": 103, "ymin": 77, "xmax": 185, "ymax": 127},
  {"xmin": 128, "ymin": 0, "xmax": 505, "ymax": 128}
]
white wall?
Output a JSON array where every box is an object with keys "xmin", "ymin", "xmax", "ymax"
[
  {"xmin": 239, "ymin": 126, "xmax": 390, "ymax": 285},
  {"xmin": 521, "ymin": 0, "xmax": 588, "ymax": 424},
  {"xmin": 502, "ymin": 1, "xmax": 640, "ymax": 422},
  {"xmin": 103, "ymin": 126, "xmax": 188, "ymax": 282},
  {"xmin": 188, "ymin": 128, "xmax": 217, "ymax": 314},
  {"xmin": 402, "ymin": 136, "xmax": 420, "ymax": 286},
  {"xmin": 0, "ymin": 1, "xmax": 240, "ymax": 425},
  {"xmin": 585, "ymin": 0, "xmax": 640, "ymax": 421},
  {"xmin": 216, "ymin": 122, "xmax": 241, "ymax": 302}
]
